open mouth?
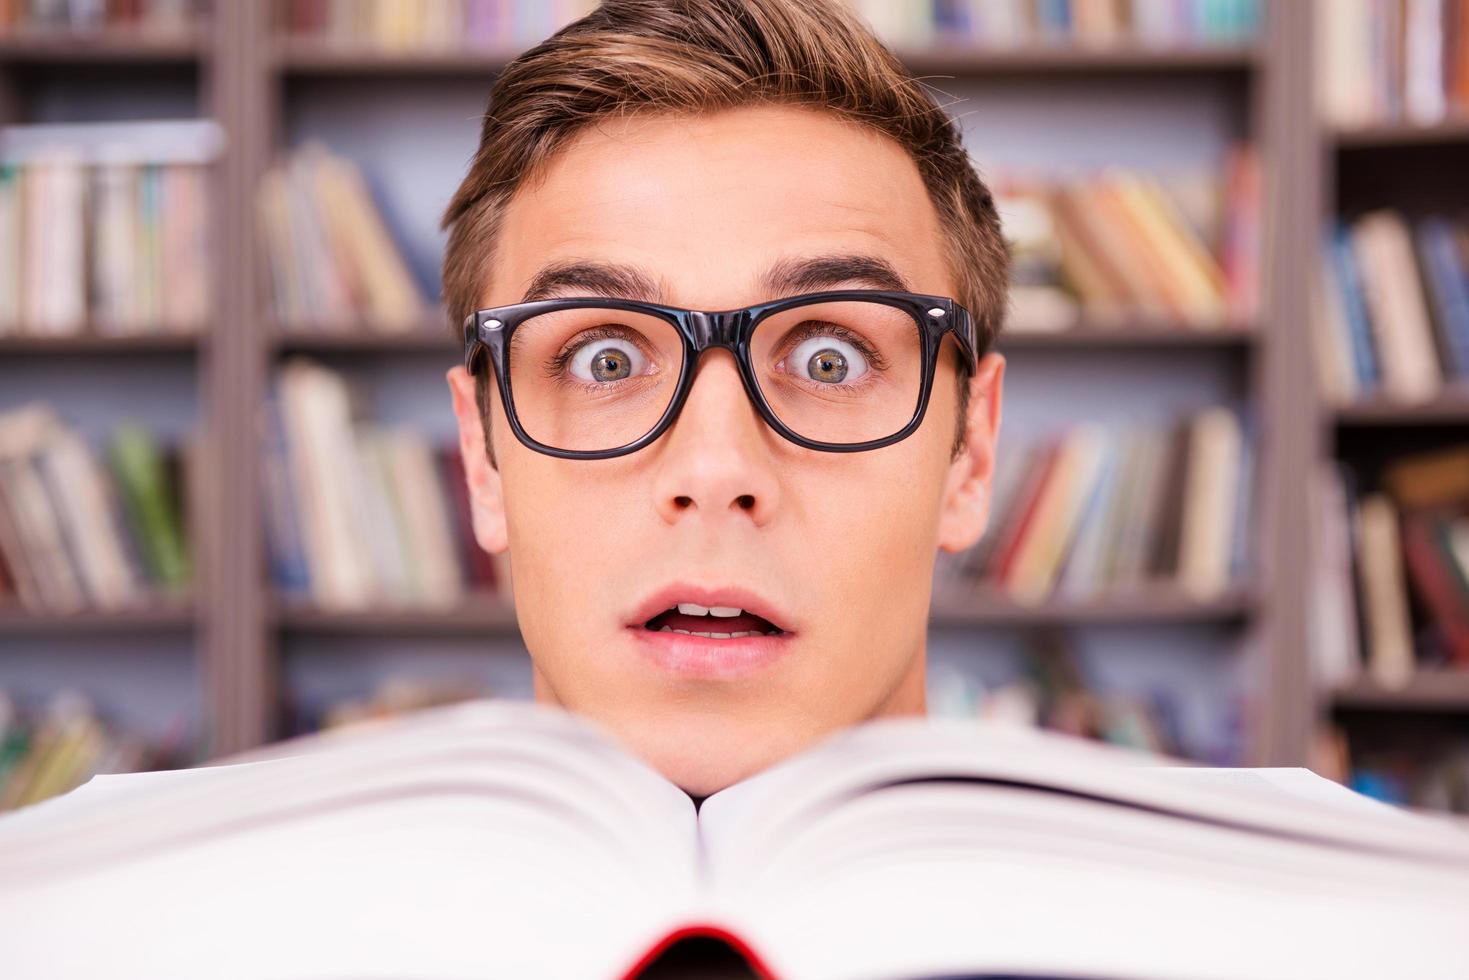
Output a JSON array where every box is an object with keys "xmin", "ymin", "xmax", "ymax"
[{"xmin": 642, "ymin": 602, "xmax": 786, "ymax": 639}]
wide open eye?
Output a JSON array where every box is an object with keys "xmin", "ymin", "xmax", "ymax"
[
  {"xmin": 567, "ymin": 338, "xmax": 650, "ymax": 383},
  {"xmin": 783, "ymin": 334, "xmax": 870, "ymax": 384}
]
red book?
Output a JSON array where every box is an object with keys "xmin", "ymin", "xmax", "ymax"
[
  {"xmin": 1400, "ymin": 506, "xmax": 1469, "ymax": 665},
  {"xmin": 987, "ymin": 435, "xmax": 1063, "ymax": 587}
]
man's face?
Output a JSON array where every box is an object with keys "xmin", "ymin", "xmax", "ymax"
[{"xmin": 448, "ymin": 105, "xmax": 1004, "ymax": 796}]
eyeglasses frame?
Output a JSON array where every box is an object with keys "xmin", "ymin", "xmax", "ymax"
[{"xmin": 461, "ymin": 288, "xmax": 980, "ymax": 460}]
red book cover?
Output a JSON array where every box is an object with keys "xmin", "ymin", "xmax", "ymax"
[
  {"xmin": 988, "ymin": 435, "xmax": 1063, "ymax": 587},
  {"xmin": 618, "ymin": 923, "xmax": 780, "ymax": 980},
  {"xmin": 1401, "ymin": 507, "xmax": 1469, "ymax": 665}
]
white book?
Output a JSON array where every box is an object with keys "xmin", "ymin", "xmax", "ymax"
[
  {"xmin": 1355, "ymin": 492, "xmax": 1416, "ymax": 690},
  {"xmin": 1177, "ymin": 406, "xmax": 1242, "ymax": 600},
  {"xmin": 1, "ymin": 699, "xmax": 1466, "ymax": 980},
  {"xmin": 1310, "ymin": 461, "xmax": 1364, "ymax": 688},
  {"xmin": 1350, "ymin": 211, "xmax": 1443, "ymax": 403}
]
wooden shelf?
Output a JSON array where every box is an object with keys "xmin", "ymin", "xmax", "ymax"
[
  {"xmin": 272, "ymin": 37, "xmax": 1260, "ymax": 78},
  {"xmin": 997, "ymin": 322, "xmax": 1259, "ymax": 351},
  {"xmin": 930, "ymin": 585, "xmax": 1255, "ymax": 627},
  {"xmin": 1334, "ymin": 115, "xmax": 1469, "ymax": 149},
  {"xmin": 271, "ymin": 593, "xmax": 519, "ymax": 634},
  {"xmin": 0, "ymin": 28, "xmax": 205, "ymax": 64},
  {"xmin": 0, "ymin": 332, "xmax": 202, "ymax": 355},
  {"xmin": 1332, "ymin": 387, "xmax": 1469, "ymax": 426},
  {"xmin": 1332, "ymin": 671, "xmax": 1469, "ymax": 712},
  {"xmin": 0, "ymin": 600, "xmax": 195, "ymax": 634},
  {"xmin": 269, "ymin": 327, "xmax": 455, "ymax": 356}
]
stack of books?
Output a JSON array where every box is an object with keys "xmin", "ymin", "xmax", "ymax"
[
  {"xmin": 0, "ymin": 0, "xmax": 199, "ymax": 34},
  {"xmin": 275, "ymin": 0, "xmax": 596, "ymax": 50},
  {"xmin": 1317, "ymin": 209, "xmax": 1469, "ymax": 406},
  {"xmin": 996, "ymin": 147, "xmax": 1260, "ymax": 332},
  {"xmin": 0, "ymin": 404, "xmax": 192, "ymax": 615},
  {"xmin": 848, "ymin": 0, "xmax": 1261, "ymax": 48},
  {"xmin": 1319, "ymin": 0, "xmax": 1469, "ymax": 128},
  {"xmin": 257, "ymin": 140, "xmax": 429, "ymax": 332},
  {"xmin": 0, "ymin": 688, "xmax": 186, "ymax": 813},
  {"xmin": 1311, "ymin": 444, "xmax": 1469, "ymax": 692},
  {"xmin": 0, "ymin": 120, "xmax": 221, "ymax": 338},
  {"xmin": 264, "ymin": 357, "xmax": 507, "ymax": 611},
  {"xmin": 934, "ymin": 405, "xmax": 1254, "ymax": 605}
]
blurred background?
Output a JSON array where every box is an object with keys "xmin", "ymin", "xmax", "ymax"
[{"xmin": 0, "ymin": 0, "xmax": 1466, "ymax": 815}]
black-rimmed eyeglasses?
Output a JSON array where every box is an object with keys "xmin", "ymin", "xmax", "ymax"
[{"xmin": 461, "ymin": 289, "xmax": 979, "ymax": 460}]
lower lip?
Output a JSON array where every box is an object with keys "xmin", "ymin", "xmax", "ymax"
[{"xmin": 629, "ymin": 626, "xmax": 795, "ymax": 679}]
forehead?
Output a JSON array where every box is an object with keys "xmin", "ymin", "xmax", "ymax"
[{"xmin": 488, "ymin": 104, "xmax": 952, "ymax": 307}]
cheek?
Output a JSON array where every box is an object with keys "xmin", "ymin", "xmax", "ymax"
[{"xmin": 799, "ymin": 448, "xmax": 947, "ymax": 602}]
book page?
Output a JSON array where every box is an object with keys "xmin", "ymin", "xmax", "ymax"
[
  {"xmin": 695, "ymin": 717, "xmax": 1469, "ymax": 980},
  {"xmin": 0, "ymin": 699, "xmax": 703, "ymax": 980}
]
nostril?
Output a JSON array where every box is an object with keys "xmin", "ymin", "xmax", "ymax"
[
  {"xmin": 736, "ymin": 494, "xmax": 755, "ymax": 510},
  {"xmin": 675, "ymin": 495, "xmax": 693, "ymax": 509}
]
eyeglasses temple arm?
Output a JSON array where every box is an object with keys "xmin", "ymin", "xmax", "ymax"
[{"xmin": 462, "ymin": 312, "xmax": 480, "ymax": 371}]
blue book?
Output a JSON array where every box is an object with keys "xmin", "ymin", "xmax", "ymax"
[
  {"xmin": 1034, "ymin": 0, "xmax": 1070, "ymax": 39},
  {"xmin": 1413, "ymin": 216, "xmax": 1469, "ymax": 381},
  {"xmin": 1228, "ymin": 403, "xmax": 1256, "ymax": 580},
  {"xmin": 1327, "ymin": 223, "xmax": 1381, "ymax": 390},
  {"xmin": 260, "ymin": 390, "xmax": 311, "ymax": 597}
]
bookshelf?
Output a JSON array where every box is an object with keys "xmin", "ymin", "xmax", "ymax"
[
  {"xmin": 1309, "ymin": 1, "xmax": 1469, "ymax": 806},
  {"xmin": 0, "ymin": 1, "xmax": 1331, "ymax": 778}
]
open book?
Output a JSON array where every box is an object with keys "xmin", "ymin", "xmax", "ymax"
[{"xmin": 1, "ymin": 699, "xmax": 1467, "ymax": 980}]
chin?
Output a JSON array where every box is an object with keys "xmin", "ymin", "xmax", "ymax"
[{"xmin": 610, "ymin": 708, "xmax": 812, "ymax": 799}]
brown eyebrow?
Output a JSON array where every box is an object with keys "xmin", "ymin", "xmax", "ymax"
[
  {"xmin": 521, "ymin": 261, "xmax": 666, "ymax": 303},
  {"xmin": 758, "ymin": 253, "xmax": 913, "ymax": 297},
  {"xmin": 517, "ymin": 252, "xmax": 913, "ymax": 307}
]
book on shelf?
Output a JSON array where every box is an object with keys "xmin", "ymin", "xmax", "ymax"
[
  {"xmin": 0, "ymin": 688, "xmax": 187, "ymax": 814},
  {"xmin": 994, "ymin": 146, "xmax": 1259, "ymax": 334},
  {"xmin": 933, "ymin": 403, "xmax": 1253, "ymax": 604},
  {"xmin": 0, "ymin": 0, "xmax": 199, "ymax": 34},
  {"xmin": 761, "ymin": 0, "xmax": 1259, "ymax": 50},
  {"xmin": 1318, "ymin": 443, "xmax": 1469, "ymax": 689},
  {"xmin": 276, "ymin": 0, "xmax": 597, "ymax": 50},
  {"xmin": 1317, "ymin": 209, "xmax": 1469, "ymax": 406},
  {"xmin": 274, "ymin": 0, "xmax": 1260, "ymax": 53},
  {"xmin": 258, "ymin": 140, "xmax": 431, "ymax": 332},
  {"xmin": 1310, "ymin": 459, "xmax": 1367, "ymax": 691},
  {"xmin": 264, "ymin": 357, "xmax": 506, "ymax": 611},
  {"xmin": 0, "ymin": 119, "xmax": 220, "ymax": 338},
  {"xmin": 1318, "ymin": 0, "xmax": 1469, "ymax": 129},
  {"xmin": 0, "ymin": 403, "xmax": 192, "ymax": 615},
  {"xmin": 1, "ymin": 697, "xmax": 1465, "ymax": 979}
]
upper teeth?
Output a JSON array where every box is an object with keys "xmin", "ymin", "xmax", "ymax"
[{"xmin": 676, "ymin": 603, "xmax": 742, "ymax": 618}]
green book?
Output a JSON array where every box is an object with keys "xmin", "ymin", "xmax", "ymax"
[{"xmin": 108, "ymin": 424, "xmax": 190, "ymax": 591}]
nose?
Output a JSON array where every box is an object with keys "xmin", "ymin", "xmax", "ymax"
[{"xmin": 650, "ymin": 348, "xmax": 781, "ymax": 527}]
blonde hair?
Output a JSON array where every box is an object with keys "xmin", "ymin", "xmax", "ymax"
[{"xmin": 441, "ymin": 0, "xmax": 1009, "ymax": 461}]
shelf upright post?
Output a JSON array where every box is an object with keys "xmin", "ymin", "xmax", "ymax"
[
  {"xmin": 1251, "ymin": 0, "xmax": 1322, "ymax": 766},
  {"xmin": 202, "ymin": 0, "xmax": 277, "ymax": 755}
]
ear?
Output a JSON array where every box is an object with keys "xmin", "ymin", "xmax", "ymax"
[
  {"xmin": 936, "ymin": 351, "xmax": 1005, "ymax": 553},
  {"xmin": 447, "ymin": 365, "xmax": 509, "ymax": 555}
]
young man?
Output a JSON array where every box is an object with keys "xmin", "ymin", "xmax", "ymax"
[{"xmin": 443, "ymin": 0, "xmax": 1009, "ymax": 800}]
